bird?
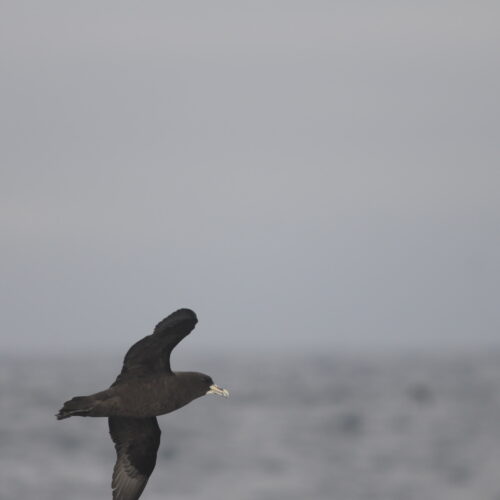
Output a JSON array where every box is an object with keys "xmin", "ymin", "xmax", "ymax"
[{"xmin": 56, "ymin": 308, "xmax": 229, "ymax": 500}]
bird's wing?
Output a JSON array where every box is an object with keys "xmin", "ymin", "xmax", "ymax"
[
  {"xmin": 109, "ymin": 417, "xmax": 161, "ymax": 500},
  {"xmin": 117, "ymin": 308, "xmax": 198, "ymax": 380}
]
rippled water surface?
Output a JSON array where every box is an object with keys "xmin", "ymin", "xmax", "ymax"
[{"xmin": 2, "ymin": 352, "xmax": 500, "ymax": 500}]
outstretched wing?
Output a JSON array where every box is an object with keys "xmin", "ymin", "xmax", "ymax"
[
  {"xmin": 109, "ymin": 417, "xmax": 161, "ymax": 500},
  {"xmin": 118, "ymin": 308, "xmax": 198, "ymax": 380}
]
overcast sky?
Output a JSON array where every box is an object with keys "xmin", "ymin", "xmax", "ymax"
[{"xmin": 1, "ymin": 2, "xmax": 499, "ymax": 356}]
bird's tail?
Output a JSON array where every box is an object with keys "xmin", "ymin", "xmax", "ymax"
[{"xmin": 56, "ymin": 395, "xmax": 96, "ymax": 420}]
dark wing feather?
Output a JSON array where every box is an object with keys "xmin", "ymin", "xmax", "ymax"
[
  {"xmin": 118, "ymin": 308, "xmax": 198, "ymax": 380},
  {"xmin": 109, "ymin": 417, "xmax": 161, "ymax": 500}
]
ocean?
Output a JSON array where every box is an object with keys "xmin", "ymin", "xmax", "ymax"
[{"xmin": 2, "ymin": 351, "xmax": 500, "ymax": 500}]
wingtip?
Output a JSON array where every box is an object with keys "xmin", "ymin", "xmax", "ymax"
[
  {"xmin": 175, "ymin": 308, "xmax": 198, "ymax": 321},
  {"xmin": 152, "ymin": 308, "xmax": 198, "ymax": 336},
  {"xmin": 162, "ymin": 308, "xmax": 198, "ymax": 324}
]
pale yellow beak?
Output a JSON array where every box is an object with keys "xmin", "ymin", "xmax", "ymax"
[{"xmin": 207, "ymin": 384, "xmax": 229, "ymax": 398}]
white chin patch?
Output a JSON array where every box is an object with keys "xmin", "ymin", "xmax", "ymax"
[{"xmin": 207, "ymin": 384, "xmax": 229, "ymax": 398}]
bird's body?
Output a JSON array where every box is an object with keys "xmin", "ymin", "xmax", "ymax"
[
  {"xmin": 56, "ymin": 308, "xmax": 228, "ymax": 500},
  {"xmin": 58, "ymin": 371, "xmax": 213, "ymax": 419}
]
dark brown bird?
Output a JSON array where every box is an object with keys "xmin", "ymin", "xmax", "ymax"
[{"xmin": 56, "ymin": 308, "xmax": 229, "ymax": 500}]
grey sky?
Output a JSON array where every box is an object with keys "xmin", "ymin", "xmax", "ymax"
[{"xmin": 1, "ymin": 2, "xmax": 499, "ymax": 355}]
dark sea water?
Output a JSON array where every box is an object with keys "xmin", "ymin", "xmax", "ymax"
[{"xmin": 2, "ymin": 352, "xmax": 500, "ymax": 500}]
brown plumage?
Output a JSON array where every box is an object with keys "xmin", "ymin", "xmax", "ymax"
[{"xmin": 56, "ymin": 308, "xmax": 229, "ymax": 500}]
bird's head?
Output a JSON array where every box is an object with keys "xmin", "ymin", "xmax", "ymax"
[{"xmin": 179, "ymin": 372, "xmax": 229, "ymax": 399}]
